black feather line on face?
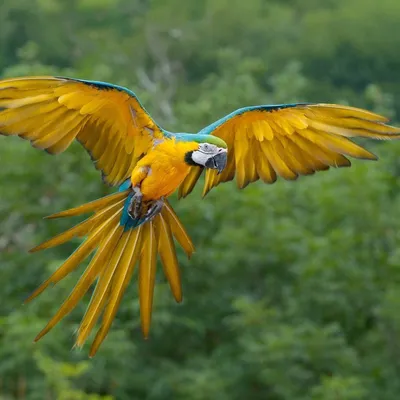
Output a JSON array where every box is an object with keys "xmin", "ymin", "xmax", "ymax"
[{"xmin": 184, "ymin": 151, "xmax": 201, "ymax": 167}]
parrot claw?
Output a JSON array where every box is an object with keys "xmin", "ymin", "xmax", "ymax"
[
  {"xmin": 145, "ymin": 198, "xmax": 164, "ymax": 222},
  {"xmin": 127, "ymin": 188, "xmax": 163, "ymax": 224},
  {"xmin": 127, "ymin": 187, "xmax": 143, "ymax": 220}
]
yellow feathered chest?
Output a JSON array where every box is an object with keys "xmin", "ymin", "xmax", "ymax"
[{"xmin": 132, "ymin": 139, "xmax": 200, "ymax": 201}]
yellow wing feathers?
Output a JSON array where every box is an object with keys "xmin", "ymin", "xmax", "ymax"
[
  {"xmin": 0, "ymin": 76, "xmax": 163, "ymax": 186},
  {"xmin": 196, "ymin": 104, "xmax": 400, "ymax": 196}
]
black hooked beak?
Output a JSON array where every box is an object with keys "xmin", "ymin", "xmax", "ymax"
[{"xmin": 205, "ymin": 150, "xmax": 227, "ymax": 174}]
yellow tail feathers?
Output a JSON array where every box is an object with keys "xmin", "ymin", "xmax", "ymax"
[{"xmin": 27, "ymin": 190, "xmax": 194, "ymax": 357}]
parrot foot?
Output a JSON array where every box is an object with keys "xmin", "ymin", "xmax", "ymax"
[
  {"xmin": 144, "ymin": 198, "xmax": 164, "ymax": 222},
  {"xmin": 127, "ymin": 186, "xmax": 143, "ymax": 220},
  {"xmin": 127, "ymin": 188, "xmax": 164, "ymax": 224}
]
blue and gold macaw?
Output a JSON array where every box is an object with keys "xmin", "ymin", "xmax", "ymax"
[{"xmin": 1, "ymin": 76, "xmax": 399, "ymax": 356}]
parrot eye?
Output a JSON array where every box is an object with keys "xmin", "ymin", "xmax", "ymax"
[{"xmin": 200, "ymin": 143, "xmax": 215, "ymax": 153}]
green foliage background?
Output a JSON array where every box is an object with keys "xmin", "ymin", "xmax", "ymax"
[{"xmin": 1, "ymin": 0, "xmax": 400, "ymax": 398}]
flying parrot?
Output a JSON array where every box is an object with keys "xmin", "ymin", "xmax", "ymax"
[{"xmin": 1, "ymin": 76, "xmax": 399, "ymax": 356}]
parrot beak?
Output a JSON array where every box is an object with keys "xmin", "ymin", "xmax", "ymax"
[{"xmin": 205, "ymin": 149, "xmax": 227, "ymax": 174}]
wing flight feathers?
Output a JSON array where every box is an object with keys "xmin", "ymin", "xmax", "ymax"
[
  {"xmin": 0, "ymin": 76, "xmax": 164, "ymax": 186},
  {"xmin": 178, "ymin": 103, "xmax": 400, "ymax": 197}
]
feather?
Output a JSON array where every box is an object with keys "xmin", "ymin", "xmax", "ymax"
[
  {"xmin": 300, "ymin": 129, "xmax": 377, "ymax": 160},
  {"xmin": 47, "ymin": 118, "xmax": 90, "ymax": 154},
  {"xmin": 138, "ymin": 221, "xmax": 157, "ymax": 338},
  {"xmin": 156, "ymin": 214, "xmax": 182, "ymax": 302},
  {"xmin": 260, "ymin": 140, "xmax": 297, "ymax": 180},
  {"xmin": 26, "ymin": 209, "xmax": 121, "ymax": 304},
  {"xmin": 75, "ymin": 229, "xmax": 129, "ymax": 347},
  {"xmin": 289, "ymin": 134, "xmax": 350, "ymax": 168},
  {"xmin": 19, "ymin": 108, "xmax": 73, "ymax": 140},
  {"xmin": 235, "ymin": 156, "xmax": 249, "ymax": 189},
  {"xmin": 308, "ymin": 119, "xmax": 400, "ymax": 140},
  {"xmin": 178, "ymin": 167, "xmax": 203, "ymax": 199},
  {"xmin": 283, "ymin": 113, "xmax": 308, "ymax": 130},
  {"xmin": 30, "ymin": 198, "xmax": 125, "ymax": 252},
  {"xmin": 257, "ymin": 152, "xmax": 277, "ymax": 183},
  {"xmin": 0, "ymin": 88, "xmax": 54, "ymax": 100},
  {"xmin": 274, "ymin": 135, "xmax": 314, "ymax": 175},
  {"xmin": 307, "ymin": 103, "xmax": 389, "ymax": 122},
  {"xmin": 0, "ymin": 102, "xmax": 60, "ymax": 125},
  {"xmin": 0, "ymin": 76, "xmax": 165, "ymax": 186},
  {"xmin": 163, "ymin": 201, "xmax": 195, "ymax": 258},
  {"xmin": 0, "ymin": 93, "xmax": 55, "ymax": 108},
  {"xmin": 45, "ymin": 191, "xmax": 127, "ymax": 219},
  {"xmin": 32, "ymin": 114, "xmax": 86, "ymax": 149},
  {"xmin": 284, "ymin": 135, "xmax": 329, "ymax": 172},
  {"xmin": 33, "ymin": 223, "xmax": 123, "ymax": 342},
  {"xmin": 194, "ymin": 102, "xmax": 399, "ymax": 195},
  {"xmin": 80, "ymin": 98, "xmax": 109, "ymax": 115},
  {"xmin": 89, "ymin": 227, "xmax": 143, "ymax": 356},
  {"xmin": 246, "ymin": 142, "xmax": 259, "ymax": 183}
]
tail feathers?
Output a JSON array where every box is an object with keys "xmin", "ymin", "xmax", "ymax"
[
  {"xmin": 44, "ymin": 191, "xmax": 127, "ymax": 219},
  {"xmin": 138, "ymin": 221, "xmax": 158, "ymax": 340},
  {"xmin": 27, "ymin": 191, "xmax": 194, "ymax": 356},
  {"xmin": 30, "ymin": 195, "xmax": 126, "ymax": 253}
]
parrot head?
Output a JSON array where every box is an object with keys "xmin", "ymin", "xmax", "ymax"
[{"xmin": 183, "ymin": 134, "xmax": 228, "ymax": 174}]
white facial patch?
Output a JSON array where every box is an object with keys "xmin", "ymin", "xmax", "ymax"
[
  {"xmin": 191, "ymin": 150, "xmax": 212, "ymax": 166},
  {"xmin": 199, "ymin": 143, "xmax": 218, "ymax": 154},
  {"xmin": 191, "ymin": 143, "xmax": 219, "ymax": 166},
  {"xmin": 191, "ymin": 143, "xmax": 226, "ymax": 167}
]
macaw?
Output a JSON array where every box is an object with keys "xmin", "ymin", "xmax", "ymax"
[{"xmin": 1, "ymin": 76, "xmax": 399, "ymax": 356}]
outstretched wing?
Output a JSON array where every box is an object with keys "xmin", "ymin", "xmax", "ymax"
[
  {"xmin": 178, "ymin": 103, "xmax": 400, "ymax": 198},
  {"xmin": 0, "ymin": 76, "xmax": 165, "ymax": 186}
]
